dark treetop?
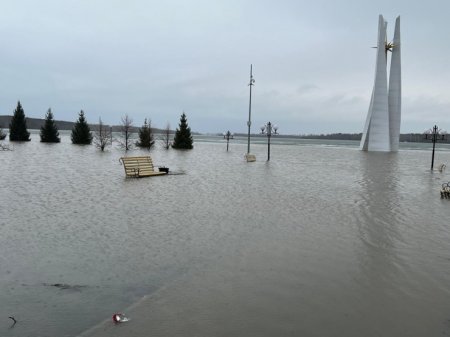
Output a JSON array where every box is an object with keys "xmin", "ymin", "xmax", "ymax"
[
  {"xmin": 71, "ymin": 110, "xmax": 92, "ymax": 145},
  {"xmin": 172, "ymin": 112, "xmax": 193, "ymax": 149},
  {"xmin": 40, "ymin": 108, "xmax": 60, "ymax": 143},
  {"xmin": 9, "ymin": 101, "xmax": 31, "ymax": 141},
  {"xmin": 136, "ymin": 118, "xmax": 155, "ymax": 150}
]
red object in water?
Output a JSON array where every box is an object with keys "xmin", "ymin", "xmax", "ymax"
[
  {"xmin": 112, "ymin": 313, "xmax": 122, "ymax": 323},
  {"xmin": 112, "ymin": 313, "xmax": 130, "ymax": 323}
]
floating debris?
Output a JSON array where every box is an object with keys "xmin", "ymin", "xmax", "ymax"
[
  {"xmin": 440, "ymin": 182, "xmax": 450, "ymax": 199},
  {"xmin": 112, "ymin": 313, "xmax": 130, "ymax": 323},
  {"xmin": 167, "ymin": 171, "xmax": 186, "ymax": 175},
  {"xmin": 158, "ymin": 166, "xmax": 169, "ymax": 173},
  {"xmin": 8, "ymin": 316, "xmax": 17, "ymax": 329},
  {"xmin": 42, "ymin": 283, "xmax": 87, "ymax": 291}
]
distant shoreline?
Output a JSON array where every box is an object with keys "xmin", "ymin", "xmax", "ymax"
[
  {"xmin": 0, "ymin": 115, "xmax": 177, "ymax": 134},
  {"xmin": 0, "ymin": 115, "xmax": 442, "ymax": 143}
]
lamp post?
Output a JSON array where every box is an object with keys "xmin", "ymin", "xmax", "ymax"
[
  {"xmin": 247, "ymin": 64, "xmax": 255, "ymax": 155},
  {"xmin": 424, "ymin": 125, "xmax": 447, "ymax": 170},
  {"xmin": 223, "ymin": 131, "xmax": 233, "ymax": 151},
  {"xmin": 261, "ymin": 122, "xmax": 278, "ymax": 161}
]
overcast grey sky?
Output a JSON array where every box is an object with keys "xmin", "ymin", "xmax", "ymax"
[{"xmin": 1, "ymin": 0, "xmax": 449, "ymax": 134}]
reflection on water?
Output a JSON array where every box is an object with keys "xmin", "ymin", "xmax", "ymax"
[
  {"xmin": 357, "ymin": 152, "xmax": 404, "ymax": 265},
  {"xmin": 351, "ymin": 151, "xmax": 450, "ymax": 336},
  {"xmin": 1, "ymin": 134, "xmax": 450, "ymax": 337},
  {"xmin": 354, "ymin": 152, "xmax": 410, "ymax": 334}
]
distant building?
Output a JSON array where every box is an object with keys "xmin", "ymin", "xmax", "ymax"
[{"xmin": 360, "ymin": 15, "xmax": 401, "ymax": 152}]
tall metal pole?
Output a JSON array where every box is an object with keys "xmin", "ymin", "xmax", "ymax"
[
  {"xmin": 247, "ymin": 64, "xmax": 255, "ymax": 154},
  {"xmin": 267, "ymin": 122, "xmax": 272, "ymax": 161}
]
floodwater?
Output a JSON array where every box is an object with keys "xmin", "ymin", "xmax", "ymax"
[{"xmin": 1, "ymin": 133, "xmax": 450, "ymax": 337}]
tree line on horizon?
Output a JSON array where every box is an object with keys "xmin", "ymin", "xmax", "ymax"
[
  {"xmin": 2, "ymin": 101, "xmax": 443, "ymax": 145},
  {"xmin": 3, "ymin": 101, "xmax": 194, "ymax": 150}
]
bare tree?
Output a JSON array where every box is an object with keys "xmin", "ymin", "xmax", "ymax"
[
  {"xmin": 160, "ymin": 122, "xmax": 171, "ymax": 149},
  {"xmin": 94, "ymin": 117, "xmax": 112, "ymax": 151},
  {"xmin": 118, "ymin": 114, "xmax": 133, "ymax": 151},
  {"xmin": 0, "ymin": 124, "xmax": 6, "ymax": 140},
  {"xmin": 0, "ymin": 139, "xmax": 12, "ymax": 151},
  {"xmin": 0, "ymin": 125, "xmax": 10, "ymax": 150}
]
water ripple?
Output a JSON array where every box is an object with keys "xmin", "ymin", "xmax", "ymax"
[{"xmin": 1, "ymin": 135, "xmax": 450, "ymax": 336}]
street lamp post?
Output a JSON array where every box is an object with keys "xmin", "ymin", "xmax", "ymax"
[
  {"xmin": 261, "ymin": 122, "xmax": 278, "ymax": 161},
  {"xmin": 424, "ymin": 125, "xmax": 446, "ymax": 170},
  {"xmin": 223, "ymin": 131, "xmax": 233, "ymax": 152},
  {"xmin": 247, "ymin": 64, "xmax": 255, "ymax": 155}
]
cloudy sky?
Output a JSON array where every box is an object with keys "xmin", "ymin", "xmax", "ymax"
[{"xmin": 1, "ymin": 0, "xmax": 449, "ymax": 134}]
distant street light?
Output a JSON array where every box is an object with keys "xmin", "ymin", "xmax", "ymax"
[
  {"xmin": 223, "ymin": 131, "xmax": 234, "ymax": 151},
  {"xmin": 244, "ymin": 64, "xmax": 257, "ymax": 164},
  {"xmin": 261, "ymin": 122, "xmax": 278, "ymax": 161},
  {"xmin": 424, "ymin": 125, "xmax": 447, "ymax": 170}
]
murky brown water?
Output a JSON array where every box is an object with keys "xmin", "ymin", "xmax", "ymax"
[{"xmin": 1, "ymin": 133, "xmax": 450, "ymax": 336}]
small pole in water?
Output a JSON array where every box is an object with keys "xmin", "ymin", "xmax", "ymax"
[
  {"xmin": 424, "ymin": 125, "xmax": 446, "ymax": 170},
  {"xmin": 223, "ymin": 131, "xmax": 233, "ymax": 152},
  {"xmin": 261, "ymin": 122, "xmax": 278, "ymax": 161}
]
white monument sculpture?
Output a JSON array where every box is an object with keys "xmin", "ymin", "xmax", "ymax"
[{"xmin": 360, "ymin": 15, "xmax": 401, "ymax": 152}]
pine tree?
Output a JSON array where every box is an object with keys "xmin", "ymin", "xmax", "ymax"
[
  {"xmin": 71, "ymin": 110, "xmax": 92, "ymax": 144},
  {"xmin": 172, "ymin": 112, "xmax": 193, "ymax": 149},
  {"xmin": 40, "ymin": 108, "xmax": 60, "ymax": 143},
  {"xmin": 9, "ymin": 101, "xmax": 31, "ymax": 141},
  {"xmin": 136, "ymin": 118, "xmax": 155, "ymax": 150}
]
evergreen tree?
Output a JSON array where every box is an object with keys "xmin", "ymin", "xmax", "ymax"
[
  {"xmin": 40, "ymin": 108, "xmax": 60, "ymax": 143},
  {"xmin": 9, "ymin": 101, "xmax": 31, "ymax": 141},
  {"xmin": 71, "ymin": 110, "xmax": 92, "ymax": 144},
  {"xmin": 136, "ymin": 118, "xmax": 155, "ymax": 150},
  {"xmin": 172, "ymin": 112, "xmax": 193, "ymax": 149}
]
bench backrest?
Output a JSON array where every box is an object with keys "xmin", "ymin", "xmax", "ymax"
[{"xmin": 120, "ymin": 156, "xmax": 155, "ymax": 177}]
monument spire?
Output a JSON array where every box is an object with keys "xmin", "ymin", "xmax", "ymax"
[{"xmin": 360, "ymin": 15, "xmax": 401, "ymax": 152}]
